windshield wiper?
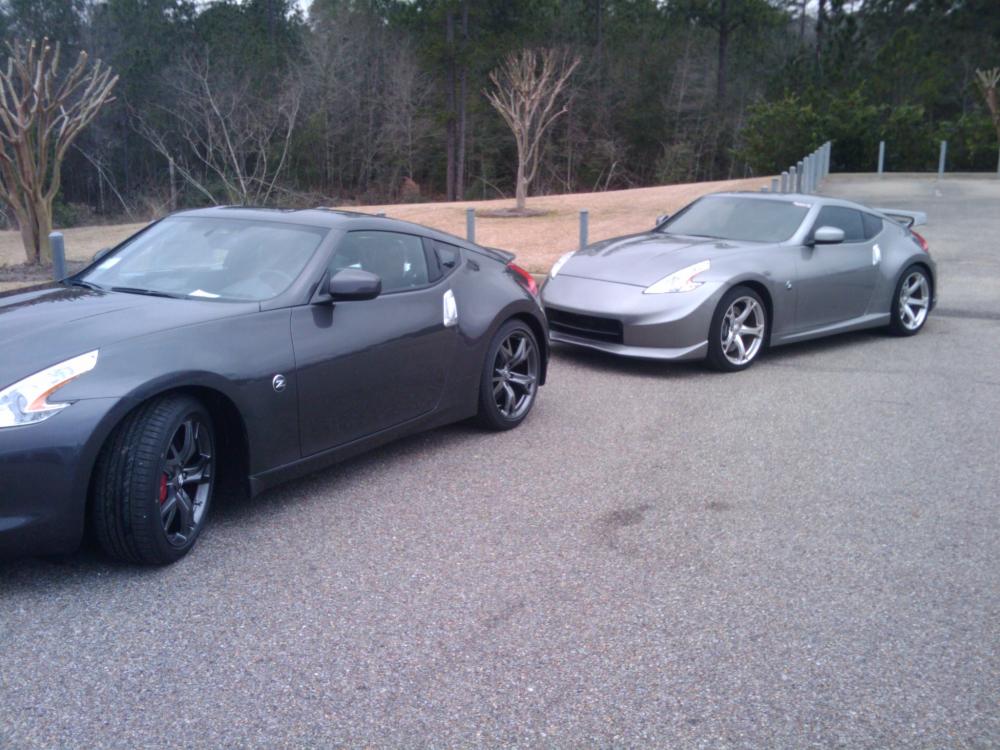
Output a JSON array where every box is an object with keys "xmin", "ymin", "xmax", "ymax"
[
  {"xmin": 109, "ymin": 286, "xmax": 181, "ymax": 299},
  {"xmin": 64, "ymin": 279, "xmax": 105, "ymax": 292}
]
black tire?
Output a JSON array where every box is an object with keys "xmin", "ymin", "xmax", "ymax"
[
  {"xmin": 91, "ymin": 394, "xmax": 216, "ymax": 565},
  {"xmin": 888, "ymin": 264, "xmax": 932, "ymax": 337},
  {"xmin": 706, "ymin": 285, "xmax": 768, "ymax": 372},
  {"xmin": 476, "ymin": 319, "xmax": 541, "ymax": 431}
]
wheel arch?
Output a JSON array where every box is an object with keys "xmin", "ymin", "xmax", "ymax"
[
  {"xmin": 724, "ymin": 278, "xmax": 774, "ymax": 346},
  {"xmin": 509, "ymin": 311, "xmax": 549, "ymax": 385},
  {"xmin": 84, "ymin": 383, "xmax": 251, "ymax": 528}
]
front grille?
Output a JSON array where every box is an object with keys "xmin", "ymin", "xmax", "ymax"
[{"xmin": 546, "ymin": 307, "xmax": 623, "ymax": 344}]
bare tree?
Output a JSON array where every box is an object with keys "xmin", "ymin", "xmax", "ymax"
[
  {"xmin": 976, "ymin": 68, "xmax": 1000, "ymax": 171},
  {"xmin": 0, "ymin": 39, "xmax": 117, "ymax": 264},
  {"xmin": 485, "ymin": 49, "xmax": 580, "ymax": 211},
  {"xmin": 136, "ymin": 53, "xmax": 301, "ymax": 206}
]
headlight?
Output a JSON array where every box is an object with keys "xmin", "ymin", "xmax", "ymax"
[
  {"xmin": 643, "ymin": 260, "xmax": 711, "ymax": 294},
  {"xmin": 0, "ymin": 350, "xmax": 99, "ymax": 428},
  {"xmin": 549, "ymin": 251, "xmax": 575, "ymax": 279}
]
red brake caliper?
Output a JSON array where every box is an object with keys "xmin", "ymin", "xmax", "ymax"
[{"xmin": 159, "ymin": 473, "xmax": 168, "ymax": 504}]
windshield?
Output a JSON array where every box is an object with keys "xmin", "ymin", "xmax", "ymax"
[
  {"xmin": 660, "ymin": 196, "xmax": 810, "ymax": 243},
  {"xmin": 81, "ymin": 216, "xmax": 328, "ymax": 301}
]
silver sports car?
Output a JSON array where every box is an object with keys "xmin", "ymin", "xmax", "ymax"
[{"xmin": 541, "ymin": 192, "xmax": 936, "ymax": 371}]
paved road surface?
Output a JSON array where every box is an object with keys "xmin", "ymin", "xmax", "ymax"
[{"xmin": 2, "ymin": 175, "xmax": 998, "ymax": 748}]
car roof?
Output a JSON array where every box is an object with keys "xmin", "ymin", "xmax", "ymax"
[
  {"xmin": 700, "ymin": 191, "xmax": 880, "ymax": 214},
  {"xmin": 171, "ymin": 206, "xmax": 515, "ymax": 263}
]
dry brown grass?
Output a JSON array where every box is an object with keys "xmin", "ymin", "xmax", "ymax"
[
  {"xmin": 0, "ymin": 176, "xmax": 771, "ymax": 283},
  {"xmin": 350, "ymin": 176, "xmax": 771, "ymax": 272},
  {"xmin": 0, "ymin": 222, "xmax": 147, "ymax": 269}
]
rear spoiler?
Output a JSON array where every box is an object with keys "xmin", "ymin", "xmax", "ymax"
[{"xmin": 875, "ymin": 208, "xmax": 927, "ymax": 228}]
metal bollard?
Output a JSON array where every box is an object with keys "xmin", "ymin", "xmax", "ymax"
[
  {"xmin": 938, "ymin": 140, "xmax": 947, "ymax": 178},
  {"xmin": 771, "ymin": 177, "xmax": 779, "ymax": 193},
  {"xmin": 466, "ymin": 208, "xmax": 475, "ymax": 243},
  {"xmin": 780, "ymin": 171, "xmax": 789, "ymax": 193},
  {"xmin": 877, "ymin": 141, "xmax": 885, "ymax": 174},
  {"xmin": 789, "ymin": 166, "xmax": 798, "ymax": 193},
  {"xmin": 796, "ymin": 161, "xmax": 804, "ymax": 192},
  {"xmin": 50, "ymin": 232, "xmax": 66, "ymax": 281},
  {"xmin": 579, "ymin": 210, "xmax": 589, "ymax": 250}
]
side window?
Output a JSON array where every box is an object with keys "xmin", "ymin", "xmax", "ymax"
[
  {"xmin": 330, "ymin": 231, "xmax": 429, "ymax": 293},
  {"xmin": 862, "ymin": 213, "xmax": 883, "ymax": 240},
  {"xmin": 433, "ymin": 240, "xmax": 461, "ymax": 275},
  {"xmin": 814, "ymin": 206, "xmax": 865, "ymax": 243}
]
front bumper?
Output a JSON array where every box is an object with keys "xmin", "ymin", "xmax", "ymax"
[
  {"xmin": 0, "ymin": 397, "xmax": 123, "ymax": 558},
  {"xmin": 540, "ymin": 274, "xmax": 724, "ymax": 361}
]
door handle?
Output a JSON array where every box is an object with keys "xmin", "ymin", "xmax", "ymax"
[{"xmin": 443, "ymin": 289, "xmax": 458, "ymax": 327}]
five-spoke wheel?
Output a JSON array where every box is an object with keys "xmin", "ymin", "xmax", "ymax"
[
  {"xmin": 707, "ymin": 286, "xmax": 768, "ymax": 372},
  {"xmin": 478, "ymin": 320, "xmax": 541, "ymax": 429}
]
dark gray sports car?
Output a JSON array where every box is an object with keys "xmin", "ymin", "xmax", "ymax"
[
  {"xmin": 0, "ymin": 208, "xmax": 547, "ymax": 564},
  {"xmin": 542, "ymin": 192, "xmax": 936, "ymax": 371}
]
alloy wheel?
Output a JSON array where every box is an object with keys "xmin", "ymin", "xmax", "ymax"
[
  {"xmin": 721, "ymin": 296, "xmax": 766, "ymax": 366},
  {"xmin": 898, "ymin": 271, "xmax": 930, "ymax": 331},
  {"xmin": 492, "ymin": 330, "xmax": 539, "ymax": 420},
  {"xmin": 159, "ymin": 417, "xmax": 214, "ymax": 548}
]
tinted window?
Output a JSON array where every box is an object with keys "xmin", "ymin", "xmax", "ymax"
[
  {"xmin": 862, "ymin": 213, "xmax": 883, "ymax": 240},
  {"xmin": 814, "ymin": 206, "xmax": 865, "ymax": 242},
  {"xmin": 661, "ymin": 196, "xmax": 810, "ymax": 242},
  {"xmin": 331, "ymin": 231, "xmax": 429, "ymax": 293}
]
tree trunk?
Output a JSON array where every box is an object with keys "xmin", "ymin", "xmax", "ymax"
[
  {"xmin": 515, "ymin": 157, "xmax": 527, "ymax": 211},
  {"xmin": 716, "ymin": 0, "xmax": 729, "ymax": 103},
  {"xmin": 445, "ymin": 11, "xmax": 457, "ymax": 201},
  {"xmin": 16, "ymin": 198, "xmax": 53, "ymax": 265},
  {"xmin": 454, "ymin": 1, "xmax": 469, "ymax": 201}
]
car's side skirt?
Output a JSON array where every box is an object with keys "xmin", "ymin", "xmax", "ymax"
[
  {"xmin": 772, "ymin": 312, "xmax": 891, "ymax": 347},
  {"xmin": 247, "ymin": 401, "xmax": 476, "ymax": 497}
]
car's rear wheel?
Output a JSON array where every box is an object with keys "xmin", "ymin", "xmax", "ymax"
[
  {"xmin": 889, "ymin": 265, "xmax": 931, "ymax": 336},
  {"xmin": 476, "ymin": 319, "xmax": 540, "ymax": 430},
  {"xmin": 706, "ymin": 286, "xmax": 768, "ymax": 372},
  {"xmin": 92, "ymin": 394, "xmax": 215, "ymax": 565}
]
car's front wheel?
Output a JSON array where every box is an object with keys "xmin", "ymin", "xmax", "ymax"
[
  {"xmin": 92, "ymin": 394, "xmax": 216, "ymax": 565},
  {"xmin": 706, "ymin": 286, "xmax": 768, "ymax": 372},
  {"xmin": 476, "ymin": 319, "xmax": 541, "ymax": 430}
]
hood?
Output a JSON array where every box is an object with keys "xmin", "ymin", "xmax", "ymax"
[
  {"xmin": 559, "ymin": 232, "xmax": 727, "ymax": 287},
  {"xmin": 0, "ymin": 284, "xmax": 256, "ymax": 389}
]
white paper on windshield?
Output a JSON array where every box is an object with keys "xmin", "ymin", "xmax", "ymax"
[
  {"xmin": 98, "ymin": 257, "xmax": 121, "ymax": 269},
  {"xmin": 189, "ymin": 289, "xmax": 220, "ymax": 298}
]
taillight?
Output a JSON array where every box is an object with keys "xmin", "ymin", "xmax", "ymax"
[
  {"xmin": 508, "ymin": 262, "xmax": 538, "ymax": 296},
  {"xmin": 911, "ymin": 230, "xmax": 929, "ymax": 253}
]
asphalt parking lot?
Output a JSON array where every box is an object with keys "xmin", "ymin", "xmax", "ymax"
[{"xmin": 2, "ymin": 174, "xmax": 998, "ymax": 748}]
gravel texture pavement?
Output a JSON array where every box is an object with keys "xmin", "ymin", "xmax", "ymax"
[{"xmin": 1, "ymin": 175, "xmax": 998, "ymax": 748}]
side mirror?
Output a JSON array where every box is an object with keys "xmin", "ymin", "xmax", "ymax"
[
  {"xmin": 92, "ymin": 247, "xmax": 112, "ymax": 263},
  {"xmin": 812, "ymin": 226, "xmax": 845, "ymax": 245},
  {"xmin": 328, "ymin": 268, "xmax": 381, "ymax": 301},
  {"xmin": 655, "ymin": 214, "xmax": 670, "ymax": 226}
]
